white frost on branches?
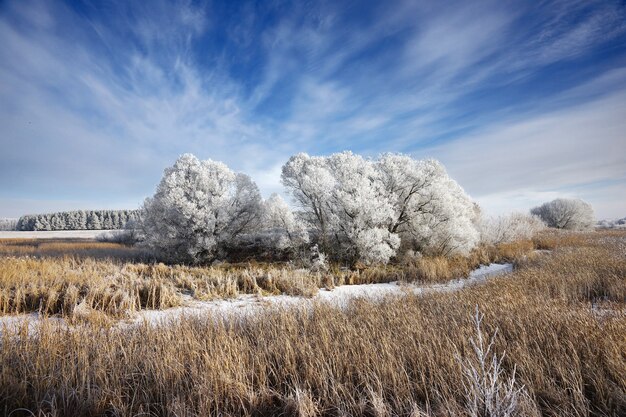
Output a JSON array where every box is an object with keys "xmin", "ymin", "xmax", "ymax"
[
  {"xmin": 378, "ymin": 154, "xmax": 479, "ymax": 256},
  {"xmin": 141, "ymin": 154, "xmax": 262, "ymax": 264},
  {"xmin": 282, "ymin": 152, "xmax": 479, "ymax": 263},
  {"xmin": 479, "ymin": 213, "xmax": 545, "ymax": 245},
  {"xmin": 326, "ymin": 152, "xmax": 400, "ymax": 264},
  {"xmin": 281, "ymin": 152, "xmax": 400, "ymax": 264},
  {"xmin": 457, "ymin": 308, "xmax": 529, "ymax": 417},
  {"xmin": 261, "ymin": 193, "xmax": 309, "ymax": 251},
  {"xmin": 530, "ymin": 198, "xmax": 594, "ymax": 231},
  {"xmin": 142, "ymin": 151, "xmax": 484, "ymax": 264}
]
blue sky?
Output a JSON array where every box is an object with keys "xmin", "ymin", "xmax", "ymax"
[{"xmin": 1, "ymin": 0, "xmax": 625, "ymax": 219}]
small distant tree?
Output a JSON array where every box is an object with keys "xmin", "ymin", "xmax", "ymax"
[
  {"xmin": 141, "ymin": 154, "xmax": 263, "ymax": 264},
  {"xmin": 597, "ymin": 217, "xmax": 626, "ymax": 229},
  {"xmin": 87, "ymin": 211, "xmax": 102, "ymax": 230},
  {"xmin": 530, "ymin": 198, "xmax": 594, "ymax": 231}
]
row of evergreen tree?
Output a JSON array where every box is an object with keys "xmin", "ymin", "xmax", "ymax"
[
  {"xmin": 0, "ymin": 218, "xmax": 18, "ymax": 231},
  {"xmin": 16, "ymin": 210, "xmax": 141, "ymax": 231}
]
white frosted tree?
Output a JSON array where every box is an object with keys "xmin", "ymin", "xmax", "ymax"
[
  {"xmin": 530, "ymin": 198, "xmax": 594, "ymax": 231},
  {"xmin": 261, "ymin": 193, "xmax": 309, "ymax": 251},
  {"xmin": 282, "ymin": 152, "xmax": 401, "ymax": 264},
  {"xmin": 141, "ymin": 154, "xmax": 262, "ymax": 264},
  {"xmin": 281, "ymin": 151, "xmax": 478, "ymax": 263},
  {"xmin": 325, "ymin": 152, "xmax": 399, "ymax": 264},
  {"xmin": 281, "ymin": 153, "xmax": 335, "ymax": 251},
  {"xmin": 0, "ymin": 218, "xmax": 18, "ymax": 231},
  {"xmin": 377, "ymin": 154, "xmax": 479, "ymax": 256}
]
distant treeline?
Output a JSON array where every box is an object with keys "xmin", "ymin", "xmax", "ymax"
[
  {"xmin": 0, "ymin": 218, "xmax": 18, "ymax": 231},
  {"xmin": 16, "ymin": 210, "xmax": 141, "ymax": 231}
]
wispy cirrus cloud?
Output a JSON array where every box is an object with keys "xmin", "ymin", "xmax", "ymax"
[
  {"xmin": 0, "ymin": 0, "xmax": 625, "ymax": 218},
  {"xmin": 421, "ymin": 85, "xmax": 626, "ymax": 216}
]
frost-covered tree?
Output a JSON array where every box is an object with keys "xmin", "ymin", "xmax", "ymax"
[
  {"xmin": 282, "ymin": 152, "xmax": 400, "ymax": 264},
  {"xmin": 281, "ymin": 153, "xmax": 335, "ymax": 251},
  {"xmin": 479, "ymin": 213, "xmax": 545, "ymax": 245},
  {"xmin": 530, "ymin": 198, "xmax": 594, "ymax": 231},
  {"xmin": 281, "ymin": 151, "xmax": 477, "ymax": 263},
  {"xmin": 325, "ymin": 152, "xmax": 399, "ymax": 264},
  {"xmin": 141, "ymin": 154, "xmax": 262, "ymax": 264},
  {"xmin": 0, "ymin": 218, "xmax": 18, "ymax": 231},
  {"xmin": 377, "ymin": 154, "xmax": 479, "ymax": 256},
  {"xmin": 261, "ymin": 193, "xmax": 309, "ymax": 251},
  {"xmin": 87, "ymin": 211, "xmax": 102, "ymax": 230}
]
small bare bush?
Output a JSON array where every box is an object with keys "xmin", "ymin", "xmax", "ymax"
[{"xmin": 457, "ymin": 307, "xmax": 531, "ymax": 417}]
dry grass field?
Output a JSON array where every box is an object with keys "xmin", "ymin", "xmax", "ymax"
[
  {"xmin": 0, "ymin": 231, "xmax": 624, "ymax": 416},
  {"xmin": 0, "ymin": 237, "xmax": 538, "ymax": 319}
]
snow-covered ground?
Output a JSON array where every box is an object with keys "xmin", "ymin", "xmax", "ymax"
[
  {"xmin": 0, "ymin": 263, "xmax": 514, "ymax": 333},
  {"xmin": 0, "ymin": 230, "xmax": 115, "ymax": 239}
]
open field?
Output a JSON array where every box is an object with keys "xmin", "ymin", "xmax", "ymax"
[
  {"xmin": 0, "ymin": 238, "xmax": 151, "ymax": 262},
  {"xmin": 0, "ymin": 230, "xmax": 624, "ymax": 416},
  {"xmin": 0, "ymin": 236, "xmax": 537, "ymax": 319},
  {"xmin": 0, "ymin": 230, "xmax": 117, "ymax": 239},
  {"xmin": 3, "ymin": 0, "xmax": 625, "ymax": 415}
]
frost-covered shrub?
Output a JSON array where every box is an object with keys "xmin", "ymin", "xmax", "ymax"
[
  {"xmin": 96, "ymin": 220, "xmax": 142, "ymax": 245},
  {"xmin": 96, "ymin": 230, "xmax": 134, "ymax": 245},
  {"xmin": 308, "ymin": 244, "xmax": 328, "ymax": 272},
  {"xmin": 480, "ymin": 213, "xmax": 545, "ymax": 245},
  {"xmin": 530, "ymin": 198, "xmax": 594, "ymax": 231},
  {"xmin": 457, "ymin": 308, "xmax": 530, "ymax": 417},
  {"xmin": 141, "ymin": 154, "xmax": 262, "ymax": 264}
]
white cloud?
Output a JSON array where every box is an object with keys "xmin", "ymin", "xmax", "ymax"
[
  {"xmin": 423, "ymin": 88, "xmax": 626, "ymax": 218},
  {"xmin": 1, "ymin": 0, "xmax": 625, "ymax": 220}
]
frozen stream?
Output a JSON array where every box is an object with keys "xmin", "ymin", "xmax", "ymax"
[
  {"xmin": 137, "ymin": 263, "xmax": 514, "ymax": 324},
  {"xmin": 0, "ymin": 263, "xmax": 514, "ymax": 332}
]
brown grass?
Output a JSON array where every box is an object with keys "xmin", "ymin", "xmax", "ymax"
[
  {"xmin": 0, "ymin": 257, "xmax": 183, "ymax": 317},
  {"xmin": 0, "ymin": 238, "xmax": 151, "ymax": 262},
  {"xmin": 0, "ymin": 231, "xmax": 624, "ymax": 416},
  {"xmin": 391, "ymin": 239, "xmax": 536, "ymax": 284},
  {"xmin": 0, "ymin": 235, "xmax": 540, "ymax": 319}
]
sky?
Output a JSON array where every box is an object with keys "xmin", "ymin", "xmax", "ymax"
[{"xmin": 0, "ymin": 0, "xmax": 625, "ymax": 220}]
